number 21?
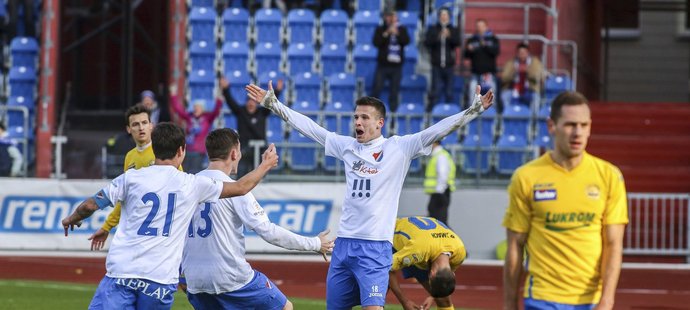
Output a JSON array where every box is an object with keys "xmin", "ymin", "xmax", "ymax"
[{"xmin": 137, "ymin": 192, "xmax": 176, "ymax": 237}]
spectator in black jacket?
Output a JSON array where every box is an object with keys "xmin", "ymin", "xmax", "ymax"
[
  {"xmin": 464, "ymin": 18, "xmax": 501, "ymax": 112},
  {"xmin": 425, "ymin": 8, "xmax": 461, "ymax": 110},
  {"xmin": 220, "ymin": 76, "xmax": 284, "ymax": 176},
  {"xmin": 371, "ymin": 10, "xmax": 410, "ymax": 113}
]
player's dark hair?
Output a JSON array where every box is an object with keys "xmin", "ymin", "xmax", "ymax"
[
  {"xmin": 206, "ymin": 128, "xmax": 240, "ymax": 161},
  {"xmin": 429, "ymin": 267, "xmax": 456, "ymax": 298},
  {"xmin": 125, "ymin": 103, "xmax": 151, "ymax": 126},
  {"xmin": 516, "ymin": 42, "xmax": 529, "ymax": 51},
  {"xmin": 355, "ymin": 96, "xmax": 386, "ymax": 119},
  {"xmin": 550, "ymin": 91, "xmax": 589, "ymax": 122},
  {"xmin": 151, "ymin": 122, "xmax": 185, "ymax": 160}
]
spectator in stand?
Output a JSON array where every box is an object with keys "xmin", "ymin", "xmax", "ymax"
[
  {"xmin": 140, "ymin": 90, "xmax": 161, "ymax": 124},
  {"xmin": 425, "ymin": 7, "xmax": 461, "ymax": 110},
  {"xmin": 464, "ymin": 18, "xmax": 501, "ymax": 112},
  {"xmin": 371, "ymin": 10, "xmax": 410, "ymax": 113},
  {"xmin": 169, "ymin": 86, "xmax": 222, "ymax": 174},
  {"xmin": 500, "ymin": 42, "xmax": 544, "ymax": 109},
  {"xmin": 8, "ymin": 0, "xmax": 35, "ymax": 39},
  {"xmin": 0, "ymin": 123, "xmax": 23, "ymax": 177}
]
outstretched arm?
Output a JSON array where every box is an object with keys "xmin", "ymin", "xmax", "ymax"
[
  {"xmin": 62, "ymin": 198, "xmax": 101, "ymax": 236},
  {"xmin": 246, "ymin": 81, "xmax": 330, "ymax": 146},
  {"xmin": 220, "ymin": 144, "xmax": 278, "ymax": 198},
  {"xmin": 416, "ymin": 85, "xmax": 494, "ymax": 147},
  {"xmin": 253, "ymin": 223, "xmax": 334, "ymax": 255}
]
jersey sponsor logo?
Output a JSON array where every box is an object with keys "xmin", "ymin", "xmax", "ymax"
[
  {"xmin": 114, "ymin": 278, "xmax": 173, "ymax": 302},
  {"xmin": 351, "ymin": 179, "xmax": 372, "ymax": 198},
  {"xmin": 372, "ymin": 150, "xmax": 383, "ymax": 162},
  {"xmin": 0, "ymin": 196, "xmax": 110, "ymax": 233},
  {"xmin": 244, "ymin": 200, "xmax": 332, "ymax": 236},
  {"xmin": 544, "ymin": 211, "xmax": 595, "ymax": 231},
  {"xmin": 533, "ymin": 189, "xmax": 557, "ymax": 201},
  {"xmin": 586, "ymin": 184, "xmax": 600, "ymax": 200},
  {"xmin": 352, "ymin": 160, "xmax": 379, "ymax": 175}
]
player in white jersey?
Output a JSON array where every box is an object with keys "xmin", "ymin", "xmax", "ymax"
[
  {"xmin": 61, "ymin": 123, "xmax": 279, "ymax": 310},
  {"xmin": 181, "ymin": 128, "xmax": 334, "ymax": 310},
  {"xmin": 246, "ymin": 83, "xmax": 493, "ymax": 309}
]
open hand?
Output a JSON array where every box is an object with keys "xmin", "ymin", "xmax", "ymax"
[
  {"xmin": 245, "ymin": 81, "xmax": 273, "ymax": 105},
  {"xmin": 474, "ymin": 85, "xmax": 494, "ymax": 111},
  {"xmin": 88, "ymin": 228, "xmax": 110, "ymax": 251}
]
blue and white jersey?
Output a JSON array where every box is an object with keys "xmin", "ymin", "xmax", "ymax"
[
  {"xmin": 325, "ymin": 134, "xmax": 430, "ymax": 242},
  {"xmin": 182, "ymin": 169, "xmax": 270, "ymax": 294},
  {"xmin": 99, "ymin": 165, "xmax": 223, "ymax": 284}
]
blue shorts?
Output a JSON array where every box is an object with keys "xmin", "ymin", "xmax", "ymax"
[
  {"xmin": 326, "ymin": 238, "xmax": 392, "ymax": 309},
  {"xmin": 88, "ymin": 276, "xmax": 177, "ymax": 310},
  {"xmin": 401, "ymin": 265, "xmax": 429, "ymax": 283},
  {"xmin": 186, "ymin": 270, "xmax": 287, "ymax": 310},
  {"xmin": 524, "ymin": 298, "xmax": 595, "ymax": 310}
]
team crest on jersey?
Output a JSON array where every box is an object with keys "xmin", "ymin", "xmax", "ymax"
[
  {"xmin": 534, "ymin": 189, "xmax": 557, "ymax": 201},
  {"xmin": 586, "ymin": 184, "xmax": 600, "ymax": 200},
  {"xmin": 372, "ymin": 150, "xmax": 383, "ymax": 162}
]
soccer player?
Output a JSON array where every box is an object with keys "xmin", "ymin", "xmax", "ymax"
[
  {"xmin": 88, "ymin": 104, "xmax": 181, "ymax": 251},
  {"xmin": 389, "ymin": 216, "xmax": 466, "ymax": 310},
  {"xmin": 61, "ymin": 122, "xmax": 279, "ymax": 309},
  {"xmin": 246, "ymin": 82, "xmax": 493, "ymax": 309},
  {"xmin": 181, "ymin": 128, "xmax": 334, "ymax": 310},
  {"xmin": 502, "ymin": 91, "xmax": 628, "ymax": 310}
]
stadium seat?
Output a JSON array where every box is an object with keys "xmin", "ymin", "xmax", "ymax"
[
  {"xmin": 356, "ymin": 0, "xmax": 382, "ymax": 11},
  {"xmin": 466, "ymin": 104, "xmax": 496, "ymax": 140},
  {"xmin": 352, "ymin": 44, "xmax": 378, "ymax": 91},
  {"xmin": 222, "ymin": 41, "xmax": 250, "ymax": 73},
  {"xmin": 6, "ymin": 105, "xmax": 32, "ymax": 138},
  {"xmin": 535, "ymin": 120, "xmax": 552, "ymax": 149},
  {"xmin": 292, "ymin": 71, "xmax": 322, "ymax": 105},
  {"xmin": 288, "ymin": 129, "xmax": 318, "ymax": 171},
  {"xmin": 397, "ymin": 11, "xmax": 418, "ymax": 44},
  {"xmin": 287, "ymin": 9, "xmax": 315, "ymax": 44},
  {"xmin": 8, "ymin": 66, "xmax": 36, "ymax": 102},
  {"xmin": 320, "ymin": 9, "xmax": 349, "ymax": 45},
  {"xmin": 225, "ymin": 70, "xmax": 252, "ymax": 105},
  {"xmin": 286, "ymin": 43, "xmax": 315, "ymax": 76},
  {"xmin": 431, "ymin": 103, "xmax": 461, "ymax": 143},
  {"xmin": 323, "ymin": 101, "xmax": 353, "ymax": 171},
  {"xmin": 495, "ymin": 134, "xmax": 528, "ymax": 174},
  {"xmin": 400, "ymin": 74, "xmax": 427, "ymax": 105},
  {"xmin": 222, "ymin": 8, "xmax": 250, "ymax": 43},
  {"xmin": 188, "ymin": 68, "xmax": 215, "ymax": 105},
  {"xmin": 545, "ymin": 74, "xmax": 572, "ymax": 102},
  {"xmin": 254, "ymin": 42, "xmax": 282, "ymax": 77},
  {"xmin": 189, "ymin": 7, "xmax": 216, "ymax": 43},
  {"xmin": 10, "ymin": 37, "xmax": 38, "ymax": 69},
  {"xmin": 189, "ymin": 40, "xmax": 216, "ymax": 72},
  {"xmin": 396, "ymin": 102, "xmax": 425, "ymax": 172},
  {"xmin": 406, "ymin": 0, "xmax": 422, "ymax": 11},
  {"xmin": 403, "ymin": 45, "xmax": 418, "ymax": 76},
  {"xmin": 254, "ymin": 8, "xmax": 283, "ymax": 43},
  {"xmin": 266, "ymin": 115, "xmax": 285, "ymax": 169},
  {"xmin": 353, "ymin": 10, "xmax": 380, "ymax": 45},
  {"xmin": 191, "ymin": 0, "xmax": 214, "ymax": 7},
  {"xmin": 328, "ymin": 72, "xmax": 357, "ymax": 105},
  {"xmin": 257, "ymin": 70, "xmax": 288, "ymax": 103},
  {"xmin": 320, "ymin": 43, "xmax": 348, "ymax": 77},
  {"xmin": 450, "ymin": 75, "xmax": 464, "ymax": 105},
  {"xmin": 462, "ymin": 134, "xmax": 492, "ymax": 174},
  {"xmin": 435, "ymin": 0, "xmax": 456, "ymax": 9},
  {"xmin": 223, "ymin": 112, "xmax": 238, "ymax": 130},
  {"xmin": 7, "ymin": 95, "xmax": 32, "ymax": 111},
  {"xmin": 502, "ymin": 103, "xmax": 532, "ymax": 141}
]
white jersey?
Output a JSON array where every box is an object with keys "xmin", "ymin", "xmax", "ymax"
[
  {"xmin": 326, "ymin": 134, "xmax": 430, "ymax": 242},
  {"xmin": 182, "ymin": 169, "xmax": 321, "ymax": 294},
  {"xmin": 100, "ymin": 165, "xmax": 222, "ymax": 284}
]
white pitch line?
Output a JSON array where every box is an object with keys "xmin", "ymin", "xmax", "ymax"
[{"xmin": 0, "ymin": 280, "xmax": 95, "ymax": 292}]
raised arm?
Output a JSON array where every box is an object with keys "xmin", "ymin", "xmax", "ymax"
[
  {"xmin": 219, "ymin": 143, "xmax": 278, "ymax": 198},
  {"xmin": 220, "ymin": 77, "xmax": 243, "ymax": 115},
  {"xmin": 503, "ymin": 229, "xmax": 527, "ymax": 310},
  {"xmin": 246, "ymin": 82, "xmax": 330, "ymax": 146},
  {"xmin": 169, "ymin": 95, "xmax": 192, "ymax": 122},
  {"xmin": 416, "ymin": 85, "xmax": 494, "ymax": 147}
]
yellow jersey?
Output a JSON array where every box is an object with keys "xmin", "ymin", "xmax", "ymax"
[
  {"xmin": 391, "ymin": 217, "xmax": 466, "ymax": 272},
  {"xmin": 502, "ymin": 151, "xmax": 628, "ymax": 305}
]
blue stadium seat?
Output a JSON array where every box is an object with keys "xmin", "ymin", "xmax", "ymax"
[
  {"xmin": 10, "ymin": 37, "xmax": 38, "ymax": 69},
  {"xmin": 396, "ymin": 102, "xmax": 425, "ymax": 172},
  {"xmin": 189, "ymin": 40, "xmax": 216, "ymax": 72},
  {"xmin": 323, "ymin": 101, "xmax": 353, "ymax": 171},
  {"xmin": 222, "ymin": 41, "xmax": 250, "ymax": 73},
  {"xmin": 189, "ymin": 7, "xmax": 216, "ymax": 43},
  {"xmin": 7, "ymin": 95, "xmax": 32, "ymax": 111},
  {"xmin": 450, "ymin": 75, "xmax": 464, "ymax": 105},
  {"xmin": 254, "ymin": 8, "xmax": 283, "ymax": 43},
  {"xmin": 225, "ymin": 70, "xmax": 252, "ymax": 105},
  {"xmin": 356, "ymin": 0, "xmax": 382, "ymax": 11},
  {"xmin": 502, "ymin": 103, "xmax": 532, "ymax": 141},
  {"xmin": 288, "ymin": 129, "xmax": 319, "ymax": 171},
  {"xmin": 320, "ymin": 9, "xmax": 349, "ymax": 45},
  {"xmin": 462, "ymin": 134, "xmax": 492, "ymax": 174},
  {"xmin": 320, "ymin": 43, "xmax": 347, "ymax": 77},
  {"xmin": 495, "ymin": 134, "xmax": 528, "ymax": 174},
  {"xmin": 544, "ymin": 74, "xmax": 572, "ymax": 102},
  {"xmin": 8, "ymin": 66, "xmax": 36, "ymax": 102},
  {"xmin": 406, "ymin": 0, "xmax": 422, "ymax": 11},
  {"xmin": 254, "ymin": 42, "xmax": 282, "ymax": 77},
  {"xmin": 352, "ymin": 44, "xmax": 378, "ymax": 91},
  {"xmin": 431, "ymin": 103, "xmax": 461, "ymax": 143},
  {"xmin": 286, "ymin": 43, "xmax": 315, "ymax": 76},
  {"xmin": 466, "ymin": 104, "xmax": 496, "ymax": 140},
  {"xmin": 400, "ymin": 74, "xmax": 427, "ymax": 105},
  {"xmin": 287, "ymin": 9, "xmax": 315, "ymax": 44},
  {"xmin": 188, "ymin": 68, "xmax": 215, "ymax": 104},
  {"xmin": 266, "ymin": 115, "xmax": 285, "ymax": 169},
  {"xmin": 328, "ymin": 72, "xmax": 357, "ymax": 105},
  {"xmin": 191, "ymin": 0, "xmax": 214, "ymax": 7},
  {"xmin": 403, "ymin": 45, "xmax": 418, "ymax": 76},
  {"xmin": 222, "ymin": 8, "xmax": 250, "ymax": 43},
  {"xmin": 292, "ymin": 71, "xmax": 322, "ymax": 104},
  {"xmin": 435, "ymin": 0, "xmax": 456, "ymax": 9},
  {"xmin": 223, "ymin": 112, "xmax": 238, "ymax": 130},
  {"xmin": 258, "ymin": 70, "xmax": 288, "ymax": 103},
  {"xmin": 353, "ymin": 10, "xmax": 380, "ymax": 45},
  {"xmin": 397, "ymin": 11, "xmax": 418, "ymax": 44}
]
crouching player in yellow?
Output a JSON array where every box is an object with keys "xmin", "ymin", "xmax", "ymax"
[{"xmin": 389, "ymin": 216, "xmax": 466, "ymax": 310}]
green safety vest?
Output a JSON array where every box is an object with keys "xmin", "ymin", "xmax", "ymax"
[{"xmin": 424, "ymin": 148, "xmax": 456, "ymax": 194}]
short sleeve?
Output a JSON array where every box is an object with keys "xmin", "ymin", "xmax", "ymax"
[
  {"xmin": 325, "ymin": 132, "xmax": 353, "ymax": 161},
  {"xmin": 502, "ymin": 171, "xmax": 532, "ymax": 233},
  {"xmin": 603, "ymin": 166, "xmax": 629, "ymax": 225},
  {"xmin": 99, "ymin": 174, "xmax": 126, "ymax": 209},
  {"xmin": 395, "ymin": 134, "xmax": 432, "ymax": 160},
  {"xmin": 391, "ymin": 242, "xmax": 429, "ymax": 271},
  {"xmin": 232, "ymin": 192, "xmax": 270, "ymax": 230},
  {"xmin": 194, "ymin": 175, "xmax": 223, "ymax": 203}
]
